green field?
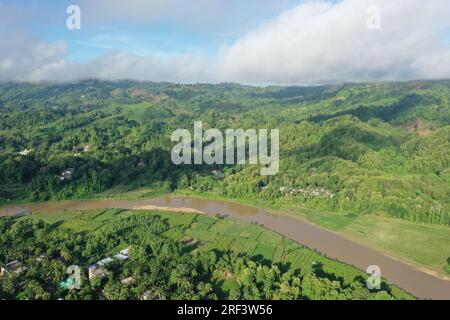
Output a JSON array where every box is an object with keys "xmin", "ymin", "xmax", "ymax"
[
  {"xmin": 341, "ymin": 215, "xmax": 450, "ymax": 276},
  {"xmin": 277, "ymin": 206, "xmax": 450, "ymax": 277}
]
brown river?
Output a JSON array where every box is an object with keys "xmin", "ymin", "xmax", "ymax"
[{"xmin": 1, "ymin": 195, "xmax": 449, "ymax": 300}]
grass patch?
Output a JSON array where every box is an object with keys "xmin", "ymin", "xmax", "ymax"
[
  {"xmin": 257, "ymin": 231, "xmax": 283, "ymax": 245},
  {"xmin": 230, "ymin": 238, "xmax": 258, "ymax": 254},
  {"xmin": 342, "ymin": 215, "xmax": 450, "ymax": 274},
  {"xmin": 93, "ymin": 209, "xmax": 123, "ymax": 222},
  {"xmin": 272, "ymin": 246, "xmax": 285, "ymax": 263},
  {"xmin": 252, "ymin": 243, "xmax": 276, "ymax": 261},
  {"xmin": 306, "ymin": 211, "xmax": 358, "ymax": 231},
  {"xmin": 24, "ymin": 210, "xmax": 84, "ymax": 225}
]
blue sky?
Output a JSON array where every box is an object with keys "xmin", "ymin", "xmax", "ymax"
[
  {"xmin": 1, "ymin": 0, "xmax": 449, "ymax": 84},
  {"xmin": 9, "ymin": 0, "xmax": 303, "ymax": 62}
]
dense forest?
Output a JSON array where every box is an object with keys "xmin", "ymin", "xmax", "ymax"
[
  {"xmin": 0, "ymin": 80, "xmax": 449, "ymax": 225},
  {"xmin": 0, "ymin": 210, "xmax": 412, "ymax": 300}
]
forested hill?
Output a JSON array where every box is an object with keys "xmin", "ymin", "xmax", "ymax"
[{"xmin": 0, "ymin": 80, "xmax": 449, "ymax": 225}]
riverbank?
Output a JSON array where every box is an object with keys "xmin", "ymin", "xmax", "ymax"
[
  {"xmin": 1, "ymin": 194, "xmax": 449, "ymax": 299},
  {"xmin": 170, "ymin": 191, "xmax": 450, "ymax": 280},
  {"xmin": 3, "ymin": 207, "xmax": 415, "ymax": 300},
  {"xmin": 129, "ymin": 204, "xmax": 207, "ymax": 214},
  {"xmin": 2, "ymin": 188, "xmax": 449, "ymax": 280}
]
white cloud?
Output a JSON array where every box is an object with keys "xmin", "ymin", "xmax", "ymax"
[
  {"xmin": 0, "ymin": 0, "xmax": 449, "ymax": 84},
  {"xmin": 216, "ymin": 0, "xmax": 450, "ymax": 84},
  {"xmin": 0, "ymin": 32, "xmax": 68, "ymax": 82},
  {"xmin": 0, "ymin": 35, "xmax": 212, "ymax": 83},
  {"xmin": 79, "ymin": 52, "xmax": 213, "ymax": 82}
]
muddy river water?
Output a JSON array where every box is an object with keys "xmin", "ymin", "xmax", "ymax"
[{"xmin": 1, "ymin": 195, "xmax": 449, "ymax": 299}]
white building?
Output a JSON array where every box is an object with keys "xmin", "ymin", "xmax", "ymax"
[
  {"xmin": 60, "ymin": 168, "xmax": 75, "ymax": 181},
  {"xmin": 19, "ymin": 149, "xmax": 32, "ymax": 156},
  {"xmin": 97, "ymin": 257, "xmax": 114, "ymax": 266}
]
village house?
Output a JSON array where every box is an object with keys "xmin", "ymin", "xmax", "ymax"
[
  {"xmin": 19, "ymin": 149, "xmax": 32, "ymax": 156},
  {"xmin": 114, "ymin": 253, "xmax": 128, "ymax": 260},
  {"xmin": 60, "ymin": 168, "xmax": 75, "ymax": 181},
  {"xmin": 278, "ymin": 186, "xmax": 336, "ymax": 199},
  {"xmin": 121, "ymin": 277, "xmax": 135, "ymax": 286},
  {"xmin": 1, "ymin": 260, "xmax": 27, "ymax": 277},
  {"xmin": 114, "ymin": 248, "xmax": 130, "ymax": 260},
  {"xmin": 88, "ymin": 257, "xmax": 113, "ymax": 279},
  {"xmin": 141, "ymin": 288, "xmax": 163, "ymax": 300},
  {"xmin": 88, "ymin": 265, "xmax": 108, "ymax": 280},
  {"xmin": 119, "ymin": 248, "xmax": 130, "ymax": 256},
  {"xmin": 97, "ymin": 257, "xmax": 114, "ymax": 266},
  {"xmin": 83, "ymin": 145, "xmax": 90, "ymax": 152},
  {"xmin": 88, "ymin": 248, "xmax": 130, "ymax": 280}
]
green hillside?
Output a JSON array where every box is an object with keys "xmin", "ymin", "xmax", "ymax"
[{"xmin": 1, "ymin": 80, "xmax": 447, "ymax": 225}]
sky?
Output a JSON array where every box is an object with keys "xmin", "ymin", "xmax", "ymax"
[{"xmin": 0, "ymin": 0, "xmax": 449, "ymax": 84}]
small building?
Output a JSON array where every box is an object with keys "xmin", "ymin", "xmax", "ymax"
[
  {"xmin": 114, "ymin": 253, "xmax": 128, "ymax": 261},
  {"xmin": 1, "ymin": 260, "xmax": 27, "ymax": 276},
  {"xmin": 114, "ymin": 247, "xmax": 130, "ymax": 260},
  {"xmin": 121, "ymin": 277, "xmax": 135, "ymax": 287},
  {"xmin": 35, "ymin": 254, "xmax": 46, "ymax": 263},
  {"xmin": 19, "ymin": 149, "xmax": 32, "ymax": 156},
  {"xmin": 88, "ymin": 265, "xmax": 108, "ymax": 280},
  {"xmin": 141, "ymin": 288, "xmax": 163, "ymax": 300},
  {"xmin": 97, "ymin": 257, "xmax": 114, "ymax": 266},
  {"xmin": 119, "ymin": 248, "xmax": 130, "ymax": 256},
  {"xmin": 82, "ymin": 145, "xmax": 91, "ymax": 152},
  {"xmin": 60, "ymin": 168, "xmax": 75, "ymax": 181}
]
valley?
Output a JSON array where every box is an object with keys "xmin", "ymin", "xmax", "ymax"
[{"xmin": 0, "ymin": 80, "xmax": 449, "ymax": 300}]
